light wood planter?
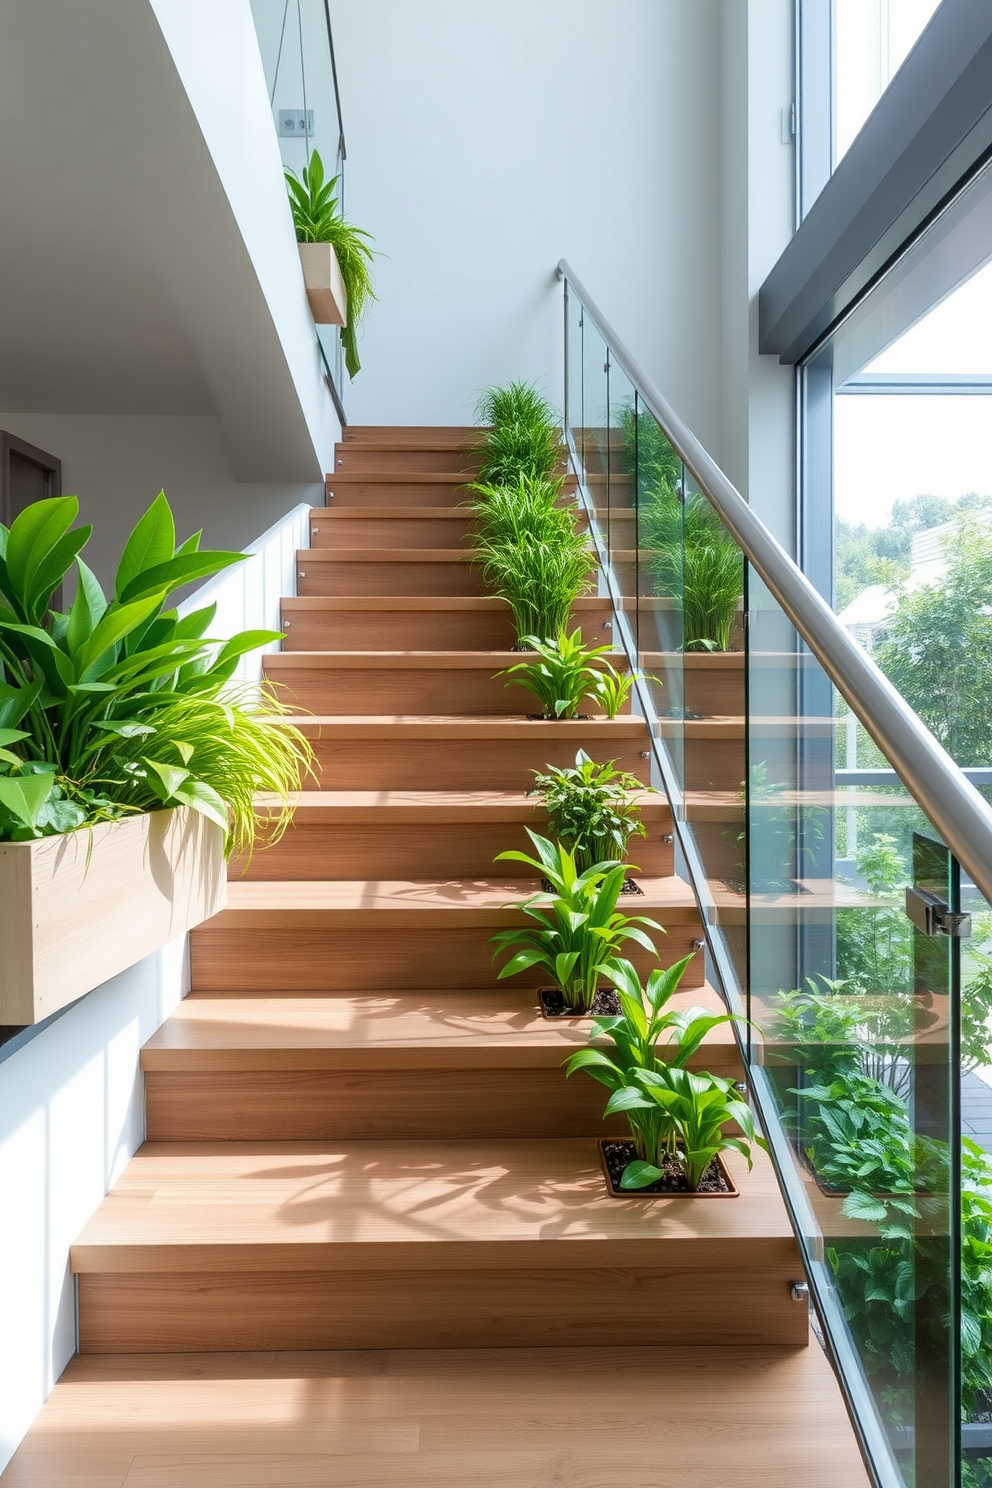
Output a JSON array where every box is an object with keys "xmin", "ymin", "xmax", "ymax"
[
  {"xmin": 0, "ymin": 807, "xmax": 227, "ymax": 1026},
  {"xmin": 298, "ymin": 242, "xmax": 348, "ymax": 326}
]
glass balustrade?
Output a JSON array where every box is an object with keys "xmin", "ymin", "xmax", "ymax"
[{"xmin": 560, "ymin": 264, "xmax": 988, "ymax": 1488}]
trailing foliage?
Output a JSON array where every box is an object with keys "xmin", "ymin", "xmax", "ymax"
[
  {"xmin": 531, "ymin": 750, "xmax": 647, "ymax": 873},
  {"xmin": 489, "ymin": 830, "xmax": 662, "ymax": 1014},
  {"xmin": 285, "ymin": 148, "xmax": 376, "ymax": 379},
  {"xmin": 497, "ymin": 629, "xmax": 632, "ymax": 720},
  {"xmin": 0, "ymin": 493, "xmax": 312, "ymax": 854}
]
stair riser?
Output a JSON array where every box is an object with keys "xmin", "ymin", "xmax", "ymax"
[
  {"xmin": 142, "ymin": 1069, "xmax": 658, "ymax": 1142},
  {"xmin": 324, "ymin": 477, "xmax": 579, "ymax": 508},
  {"xmin": 77, "ymin": 1265, "xmax": 806, "ymax": 1352},
  {"xmin": 280, "ymin": 605, "xmax": 613, "ymax": 651},
  {"xmin": 334, "ymin": 448, "xmax": 480, "ymax": 474},
  {"xmin": 298, "ymin": 560, "xmax": 487, "ymax": 597},
  {"xmin": 190, "ymin": 926, "xmax": 704, "ymax": 993},
  {"xmin": 311, "ymin": 515, "xmax": 474, "ymax": 548},
  {"xmin": 683, "ymin": 665, "xmax": 745, "ymax": 719},
  {"xmin": 682, "ymin": 739, "xmax": 748, "ymax": 795},
  {"xmin": 300, "ymin": 736, "xmax": 652, "ymax": 791},
  {"xmin": 265, "ymin": 665, "xmax": 629, "ymax": 718},
  {"xmin": 234, "ymin": 820, "xmax": 673, "ymax": 882}
]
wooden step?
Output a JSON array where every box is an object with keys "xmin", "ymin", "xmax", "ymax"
[
  {"xmin": 239, "ymin": 789, "xmax": 672, "ymax": 881},
  {"xmin": 71, "ymin": 1137, "xmax": 804, "ymax": 1351},
  {"xmin": 334, "ymin": 446, "xmax": 481, "ymax": 474},
  {"xmin": 310, "ymin": 506, "xmax": 474, "ymax": 549},
  {"xmin": 280, "ymin": 595, "xmax": 615, "ymax": 651},
  {"xmin": 190, "ymin": 876, "xmax": 703, "ymax": 993},
  {"xmin": 309, "ymin": 504, "xmax": 587, "ymax": 550},
  {"xmin": 324, "ymin": 471, "xmax": 577, "ymax": 508},
  {"xmin": 142, "ymin": 980, "xmax": 736, "ymax": 1142},
  {"xmin": 343, "ymin": 424, "xmax": 481, "ymax": 445},
  {"xmin": 263, "ymin": 650, "xmax": 629, "ymax": 718},
  {"xmin": 298, "ymin": 548, "xmax": 487, "ymax": 596},
  {"xmin": 658, "ymin": 716, "xmax": 835, "ymax": 793},
  {"xmin": 288, "ymin": 715, "xmax": 651, "ymax": 790},
  {"xmin": 0, "ymin": 1345, "xmax": 872, "ymax": 1488}
]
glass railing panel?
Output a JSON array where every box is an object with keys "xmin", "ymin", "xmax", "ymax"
[
  {"xmin": 578, "ymin": 321, "xmax": 610, "ymax": 564},
  {"xmin": 747, "ymin": 569, "xmax": 964, "ymax": 1488},
  {"xmin": 633, "ymin": 398, "xmax": 684, "ymax": 792},
  {"xmin": 603, "ymin": 360, "xmax": 637, "ymax": 654},
  {"xmin": 564, "ymin": 285, "xmax": 585, "ymax": 483}
]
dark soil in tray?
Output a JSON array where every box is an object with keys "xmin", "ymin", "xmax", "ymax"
[
  {"xmin": 526, "ymin": 713, "xmax": 593, "ymax": 721},
  {"xmin": 540, "ymin": 987, "xmax": 621, "ymax": 1019},
  {"xmin": 540, "ymin": 876, "xmax": 643, "ymax": 895},
  {"xmin": 601, "ymin": 1138, "xmax": 736, "ymax": 1196}
]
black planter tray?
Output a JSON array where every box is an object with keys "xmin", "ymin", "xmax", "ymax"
[
  {"xmin": 539, "ymin": 987, "xmax": 621, "ymax": 1020},
  {"xmin": 598, "ymin": 1138, "xmax": 739, "ymax": 1198}
]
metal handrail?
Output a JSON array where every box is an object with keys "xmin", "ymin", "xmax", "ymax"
[{"xmin": 558, "ymin": 257, "xmax": 992, "ymax": 908}]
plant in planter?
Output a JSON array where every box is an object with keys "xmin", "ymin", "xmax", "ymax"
[
  {"xmin": 497, "ymin": 629, "xmax": 631, "ymax": 719},
  {"xmin": 477, "ymin": 541, "xmax": 596, "ymax": 648},
  {"xmin": 641, "ymin": 482, "xmax": 744, "ymax": 652},
  {"xmin": 285, "ymin": 148, "xmax": 376, "ymax": 378},
  {"xmin": 603, "ymin": 1064, "xmax": 764, "ymax": 1194},
  {"xmin": 0, "ymin": 492, "xmax": 310, "ymax": 852},
  {"xmin": 489, "ymin": 829, "xmax": 662, "ymax": 1015},
  {"xmin": 467, "ymin": 474, "xmax": 576, "ymax": 548},
  {"xmin": 475, "ymin": 382, "xmax": 561, "ymax": 484},
  {"xmin": 531, "ymin": 750, "xmax": 648, "ymax": 874}
]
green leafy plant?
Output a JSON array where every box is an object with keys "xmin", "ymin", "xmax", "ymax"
[
  {"xmin": 531, "ymin": 750, "xmax": 647, "ymax": 872},
  {"xmin": 0, "ymin": 493, "xmax": 311, "ymax": 854},
  {"xmin": 565, "ymin": 955, "xmax": 742, "ymax": 1171},
  {"xmin": 489, "ymin": 830, "xmax": 662, "ymax": 1013},
  {"xmin": 467, "ymin": 474, "xmax": 577, "ymax": 548},
  {"xmin": 285, "ymin": 148, "xmax": 376, "ymax": 379},
  {"xmin": 474, "ymin": 383, "xmax": 561, "ymax": 484},
  {"xmin": 605, "ymin": 1064, "xmax": 764, "ymax": 1191},
  {"xmin": 497, "ymin": 629, "xmax": 630, "ymax": 720}
]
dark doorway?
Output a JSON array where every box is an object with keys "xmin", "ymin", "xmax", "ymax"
[
  {"xmin": 0, "ymin": 431, "xmax": 62, "ymax": 526},
  {"xmin": 0, "ymin": 432, "xmax": 65, "ymax": 607}
]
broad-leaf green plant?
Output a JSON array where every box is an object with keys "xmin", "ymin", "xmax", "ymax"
[
  {"xmin": 531, "ymin": 750, "xmax": 647, "ymax": 872},
  {"xmin": 606, "ymin": 1064, "xmax": 764, "ymax": 1191},
  {"xmin": 489, "ymin": 830, "xmax": 663, "ymax": 1014},
  {"xmin": 497, "ymin": 629, "xmax": 630, "ymax": 719},
  {"xmin": 285, "ymin": 148, "xmax": 376, "ymax": 379},
  {"xmin": 0, "ymin": 493, "xmax": 312, "ymax": 854}
]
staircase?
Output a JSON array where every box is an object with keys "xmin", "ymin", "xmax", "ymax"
[{"xmin": 1, "ymin": 427, "xmax": 871, "ymax": 1487}]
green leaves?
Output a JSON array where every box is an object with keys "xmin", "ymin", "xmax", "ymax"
[
  {"xmin": 0, "ymin": 497, "xmax": 93, "ymax": 625},
  {"xmin": 497, "ymin": 629, "xmax": 624, "ymax": 720},
  {"xmin": 604, "ymin": 1065, "xmax": 764, "ymax": 1191},
  {"xmin": 490, "ymin": 829, "xmax": 664, "ymax": 1013},
  {"xmin": 531, "ymin": 750, "xmax": 648, "ymax": 874}
]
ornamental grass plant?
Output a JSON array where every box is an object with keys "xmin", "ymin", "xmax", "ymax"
[{"xmin": 474, "ymin": 382, "xmax": 561, "ymax": 485}]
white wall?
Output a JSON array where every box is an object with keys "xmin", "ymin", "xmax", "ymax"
[
  {"xmin": 0, "ymin": 412, "xmax": 320, "ymax": 593},
  {"xmin": 0, "ymin": 938, "xmax": 188, "ymax": 1472},
  {"xmin": 328, "ymin": 0, "xmax": 723, "ymax": 449},
  {"xmin": 0, "ymin": 500, "xmax": 306, "ymax": 1474}
]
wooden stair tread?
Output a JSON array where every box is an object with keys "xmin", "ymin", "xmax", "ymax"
[
  {"xmin": 265, "ymin": 649, "xmax": 625, "ymax": 669},
  {"xmin": 217, "ymin": 874, "xmax": 699, "ymax": 920},
  {"xmin": 281, "ymin": 595, "xmax": 610, "ymax": 613},
  {"xmin": 285, "ymin": 715, "xmax": 647, "ymax": 736},
  {"xmin": 70, "ymin": 1138, "xmax": 795, "ymax": 1270},
  {"xmin": 252, "ymin": 788, "xmax": 665, "ymax": 820},
  {"xmin": 1, "ymin": 1344, "xmax": 870, "ymax": 1488},
  {"xmin": 343, "ymin": 425, "xmax": 482, "ymax": 444},
  {"xmin": 311, "ymin": 506, "xmax": 475, "ymax": 520},
  {"xmin": 298, "ymin": 547, "xmax": 477, "ymax": 563},
  {"xmin": 326, "ymin": 471, "xmax": 476, "ymax": 485},
  {"xmin": 140, "ymin": 985, "xmax": 729, "ymax": 1070}
]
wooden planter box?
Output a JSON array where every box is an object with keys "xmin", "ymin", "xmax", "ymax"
[
  {"xmin": 0, "ymin": 807, "xmax": 227, "ymax": 1026},
  {"xmin": 298, "ymin": 242, "xmax": 348, "ymax": 326}
]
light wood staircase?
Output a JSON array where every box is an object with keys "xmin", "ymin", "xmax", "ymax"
[{"xmin": 1, "ymin": 426, "xmax": 871, "ymax": 1488}]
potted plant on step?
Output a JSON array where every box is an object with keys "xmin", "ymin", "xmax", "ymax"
[
  {"xmin": 0, "ymin": 492, "xmax": 310, "ymax": 1025},
  {"xmin": 285, "ymin": 148, "xmax": 376, "ymax": 377},
  {"xmin": 530, "ymin": 750, "xmax": 649, "ymax": 887},
  {"xmin": 497, "ymin": 630, "xmax": 633, "ymax": 719},
  {"xmin": 489, "ymin": 829, "xmax": 662, "ymax": 1017}
]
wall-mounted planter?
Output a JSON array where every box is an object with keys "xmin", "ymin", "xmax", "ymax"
[
  {"xmin": 0, "ymin": 807, "xmax": 227, "ymax": 1026},
  {"xmin": 298, "ymin": 242, "xmax": 348, "ymax": 326}
]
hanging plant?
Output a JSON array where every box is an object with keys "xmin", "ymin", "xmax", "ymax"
[{"xmin": 285, "ymin": 149, "xmax": 376, "ymax": 379}]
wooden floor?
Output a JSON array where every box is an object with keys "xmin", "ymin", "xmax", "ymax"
[
  {"xmin": 0, "ymin": 424, "xmax": 871, "ymax": 1485},
  {"xmin": 1, "ymin": 1345, "xmax": 870, "ymax": 1487}
]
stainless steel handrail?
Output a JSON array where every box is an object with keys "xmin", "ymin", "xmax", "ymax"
[{"xmin": 558, "ymin": 257, "xmax": 992, "ymax": 907}]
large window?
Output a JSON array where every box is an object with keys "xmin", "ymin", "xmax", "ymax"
[{"xmin": 833, "ymin": 0, "xmax": 943, "ymax": 163}]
